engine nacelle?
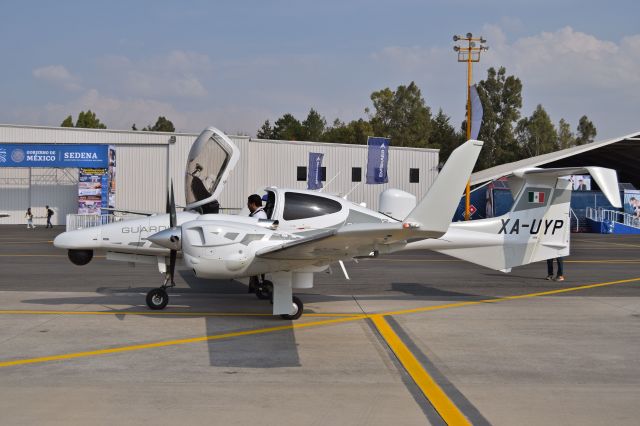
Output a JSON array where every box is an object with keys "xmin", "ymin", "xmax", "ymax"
[
  {"xmin": 68, "ymin": 249, "xmax": 93, "ymax": 265},
  {"xmin": 379, "ymin": 188, "xmax": 417, "ymax": 220}
]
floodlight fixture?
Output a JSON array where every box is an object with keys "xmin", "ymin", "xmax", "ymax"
[{"xmin": 466, "ymin": 32, "xmax": 472, "ymax": 38}]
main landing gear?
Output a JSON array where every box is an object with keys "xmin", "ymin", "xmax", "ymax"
[
  {"xmin": 250, "ymin": 277, "xmax": 304, "ymax": 320},
  {"xmin": 283, "ymin": 296, "xmax": 303, "ymax": 321}
]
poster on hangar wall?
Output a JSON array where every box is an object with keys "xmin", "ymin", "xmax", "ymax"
[{"xmin": 78, "ymin": 146, "xmax": 116, "ymax": 215}]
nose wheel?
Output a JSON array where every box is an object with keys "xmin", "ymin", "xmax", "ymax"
[{"xmin": 146, "ymin": 288, "xmax": 169, "ymax": 310}]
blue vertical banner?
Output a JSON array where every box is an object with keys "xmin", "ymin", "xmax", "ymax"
[
  {"xmin": 366, "ymin": 137, "xmax": 390, "ymax": 184},
  {"xmin": 470, "ymin": 84, "xmax": 483, "ymax": 140},
  {"xmin": 307, "ymin": 152, "xmax": 324, "ymax": 190}
]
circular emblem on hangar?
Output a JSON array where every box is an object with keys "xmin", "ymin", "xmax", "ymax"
[{"xmin": 11, "ymin": 148, "xmax": 25, "ymax": 163}]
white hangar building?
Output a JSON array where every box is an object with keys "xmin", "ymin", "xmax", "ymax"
[{"xmin": 0, "ymin": 124, "xmax": 440, "ymax": 225}]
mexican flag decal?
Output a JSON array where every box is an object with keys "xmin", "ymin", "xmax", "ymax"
[{"xmin": 528, "ymin": 191, "xmax": 545, "ymax": 203}]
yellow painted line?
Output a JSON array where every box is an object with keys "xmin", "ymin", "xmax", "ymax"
[
  {"xmin": 364, "ymin": 258, "xmax": 462, "ymax": 262},
  {"xmin": 370, "ymin": 314, "xmax": 470, "ymax": 426},
  {"xmin": 0, "ymin": 254, "xmax": 106, "ymax": 258},
  {"xmin": 565, "ymin": 260, "xmax": 640, "ymax": 263},
  {"xmin": 0, "ymin": 315, "xmax": 366, "ymax": 368},
  {"xmin": 384, "ymin": 276, "xmax": 640, "ymax": 316},
  {"xmin": 0, "ymin": 309, "xmax": 362, "ymax": 318},
  {"xmin": 366, "ymin": 258, "xmax": 640, "ymax": 264},
  {"xmin": 0, "ymin": 240, "xmax": 56, "ymax": 244},
  {"xmin": 2, "ymin": 276, "xmax": 638, "ymax": 369},
  {"xmin": 575, "ymin": 239, "xmax": 640, "ymax": 248}
]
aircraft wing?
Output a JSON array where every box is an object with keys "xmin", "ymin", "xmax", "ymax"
[
  {"xmin": 255, "ymin": 223, "xmax": 428, "ymax": 261},
  {"xmin": 256, "ymin": 139, "xmax": 485, "ymax": 262}
]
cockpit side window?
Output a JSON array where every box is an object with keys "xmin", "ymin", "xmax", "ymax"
[{"xmin": 283, "ymin": 192, "xmax": 342, "ymax": 221}]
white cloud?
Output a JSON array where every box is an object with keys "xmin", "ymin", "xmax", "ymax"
[
  {"xmin": 96, "ymin": 50, "xmax": 210, "ymax": 99},
  {"xmin": 32, "ymin": 65, "xmax": 82, "ymax": 91}
]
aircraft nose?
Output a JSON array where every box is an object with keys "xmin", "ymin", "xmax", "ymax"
[
  {"xmin": 148, "ymin": 228, "xmax": 181, "ymax": 250},
  {"xmin": 53, "ymin": 228, "xmax": 101, "ymax": 249}
]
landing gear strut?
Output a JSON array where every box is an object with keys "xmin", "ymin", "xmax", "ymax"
[
  {"xmin": 146, "ymin": 267, "xmax": 176, "ymax": 310},
  {"xmin": 252, "ymin": 276, "xmax": 304, "ymax": 320}
]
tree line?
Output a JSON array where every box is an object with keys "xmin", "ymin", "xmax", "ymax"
[
  {"xmin": 59, "ymin": 66, "xmax": 598, "ymax": 170},
  {"xmin": 60, "ymin": 112, "xmax": 175, "ymax": 132},
  {"xmin": 256, "ymin": 67, "xmax": 597, "ymax": 170}
]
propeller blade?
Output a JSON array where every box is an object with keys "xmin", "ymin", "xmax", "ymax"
[
  {"xmin": 168, "ymin": 249, "xmax": 177, "ymax": 285},
  {"xmin": 166, "ymin": 188, "xmax": 170, "ymax": 215},
  {"xmin": 169, "ymin": 180, "xmax": 177, "ymax": 228}
]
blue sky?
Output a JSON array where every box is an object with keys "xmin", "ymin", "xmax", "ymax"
[{"xmin": 1, "ymin": 1, "xmax": 638, "ymax": 139}]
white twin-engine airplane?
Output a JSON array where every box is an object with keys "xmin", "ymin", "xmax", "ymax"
[{"xmin": 54, "ymin": 127, "xmax": 622, "ymax": 320}]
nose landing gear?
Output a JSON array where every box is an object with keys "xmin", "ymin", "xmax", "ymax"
[{"xmin": 146, "ymin": 287, "xmax": 169, "ymax": 310}]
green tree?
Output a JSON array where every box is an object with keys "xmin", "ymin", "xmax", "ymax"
[
  {"xmin": 301, "ymin": 108, "xmax": 326, "ymax": 141},
  {"xmin": 75, "ymin": 110, "xmax": 107, "ymax": 129},
  {"xmin": 475, "ymin": 67, "xmax": 523, "ymax": 169},
  {"xmin": 256, "ymin": 120, "xmax": 274, "ymax": 139},
  {"xmin": 272, "ymin": 113, "xmax": 304, "ymax": 140},
  {"xmin": 321, "ymin": 118, "xmax": 373, "ymax": 145},
  {"xmin": 429, "ymin": 109, "xmax": 464, "ymax": 163},
  {"xmin": 143, "ymin": 116, "xmax": 175, "ymax": 132},
  {"xmin": 516, "ymin": 105, "xmax": 557, "ymax": 157},
  {"xmin": 60, "ymin": 115, "xmax": 74, "ymax": 127},
  {"xmin": 367, "ymin": 81, "xmax": 432, "ymax": 147},
  {"xmin": 557, "ymin": 118, "xmax": 575, "ymax": 150},
  {"xmin": 575, "ymin": 115, "xmax": 597, "ymax": 145}
]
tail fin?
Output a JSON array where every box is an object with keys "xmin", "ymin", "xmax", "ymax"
[
  {"xmin": 407, "ymin": 167, "xmax": 620, "ymax": 271},
  {"xmin": 405, "ymin": 140, "xmax": 483, "ymax": 236}
]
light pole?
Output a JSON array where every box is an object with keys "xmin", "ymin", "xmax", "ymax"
[{"xmin": 453, "ymin": 32, "xmax": 488, "ymax": 220}]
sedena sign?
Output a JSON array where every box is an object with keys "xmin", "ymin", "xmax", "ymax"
[{"xmin": 0, "ymin": 144, "xmax": 109, "ymax": 168}]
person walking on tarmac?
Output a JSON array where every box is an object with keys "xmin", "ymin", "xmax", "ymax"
[
  {"xmin": 25, "ymin": 207, "xmax": 35, "ymax": 229},
  {"xmin": 546, "ymin": 257, "xmax": 565, "ymax": 281},
  {"xmin": 46, "ymin": 205, "xmax": 54, "ymax": 228}
]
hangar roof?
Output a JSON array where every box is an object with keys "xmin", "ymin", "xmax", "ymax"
[{"xmin": 471, "ymin": 131, "xmax": 640, "ymax": 187}]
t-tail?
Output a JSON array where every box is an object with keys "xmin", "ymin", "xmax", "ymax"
[{"xmin": 405, "ymin": 167, "xmax": 622, "ymax": 271}]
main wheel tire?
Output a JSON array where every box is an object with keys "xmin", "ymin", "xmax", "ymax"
[
  {"xmin": 280, "ymin": 296, "xmax": 303, "ymax": 320},
  {"xmin": 255, "ymin": 280, "xmax": 273, "ymax": 300},
  {"xmin": 146, "ymin": 288, "xmax": 169, "ymax": 310}
]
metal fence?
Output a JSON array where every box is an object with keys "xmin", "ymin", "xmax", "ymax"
[
  {"xmin": 65, "ymin": 209, "xmax": 243, "ymax": 231},
  {"xmin": 65, "ymin": 214, "xmax": 140, "ymax": 231},
  {"xmin": 585, "ymin": 206, "xmax": 640, "ymax": 228}
]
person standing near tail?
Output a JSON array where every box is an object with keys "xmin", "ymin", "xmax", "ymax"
[
  {"xmin": 46, "ymin": 205, "xmax": 54, "ymax": 228},
  {"xmin": 546, "ymin": 257, "xmax": 564, "ymax": 281}
]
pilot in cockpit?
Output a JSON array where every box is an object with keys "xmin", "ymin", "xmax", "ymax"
[{"xmin": 247, "ymin": 194, "xmax": 267, "ymax": 219}]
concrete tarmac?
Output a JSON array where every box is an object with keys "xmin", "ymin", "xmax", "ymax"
[{"xmin": 1, "ymin": 225, "xmax": 639, "ymax": 425}]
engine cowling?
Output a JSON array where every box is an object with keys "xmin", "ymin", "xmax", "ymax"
[{"xmin": 68, "ymin": 249, "xmax": 93, "ymax": 265}]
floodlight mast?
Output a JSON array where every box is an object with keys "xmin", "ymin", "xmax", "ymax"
[{"xmin": 452, "ymin": 33, "xmax": 488, "ymax": 220}]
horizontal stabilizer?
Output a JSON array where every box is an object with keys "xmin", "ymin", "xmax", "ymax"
[{"xmin": 511, "ymin": 166, "xmax": 621, "ymax": 208}]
